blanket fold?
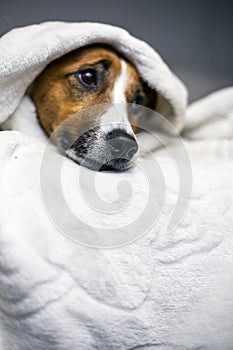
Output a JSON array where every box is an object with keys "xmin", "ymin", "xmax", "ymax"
[{"xmin": 0, "ymin": 21, "xmax": 187, "ymax": 131}]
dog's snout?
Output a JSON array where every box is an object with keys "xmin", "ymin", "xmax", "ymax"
[{"xmin": 106, "ymin": 129, "xmax": 138, "ymax": 160}]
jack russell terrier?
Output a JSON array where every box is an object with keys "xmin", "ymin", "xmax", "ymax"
[{"xmin": 30, "ymin": 45, "xmax": 156, "ymax": 171}]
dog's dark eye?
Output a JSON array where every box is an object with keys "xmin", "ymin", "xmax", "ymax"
[
  {"xmin": 131, "ymin": 93, "xmax": 145, "ymax": 113},
  {"xmin": 77, "ymin": 69, "xmax": 98, "ymax": 88},
  {"xmin": 134, "ymin": 94, "xmax": 145, "ymax": 105}
]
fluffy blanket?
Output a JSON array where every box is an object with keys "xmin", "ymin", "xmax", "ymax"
[{"xmin": 0, "ymin": 22, "xmax": 233, "ymax": 350}]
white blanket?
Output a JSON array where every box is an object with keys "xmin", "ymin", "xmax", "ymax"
[{"xmin": 0, "ymin": 22, "xmax": 233, "ymax": 350}]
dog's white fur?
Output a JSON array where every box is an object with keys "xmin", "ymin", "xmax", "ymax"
[{"xmin": 65, "ymin": 59, "xmax": 138, "ymax": 170}]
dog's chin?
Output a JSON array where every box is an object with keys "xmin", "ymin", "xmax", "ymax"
[
  {"xmin": 79, "ymin": 157, "xmax": 132, "ymax": 172},
  {"xmin": 65, "ymin": 150, "xmax": 133, "ymax": 172},
  {"xmin": 98, "ymin": 159, "xmax": 132, "ymax": 172}
]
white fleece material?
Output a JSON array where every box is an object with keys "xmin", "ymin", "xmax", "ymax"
[{"xmin": 0, "ymin": 21, "xmax": 233, "ymax": 350}]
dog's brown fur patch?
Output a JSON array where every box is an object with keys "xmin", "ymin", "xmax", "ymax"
[
  {"xmin": 30, "ymin": 46, "xmax": 123, "ymax": 136},
  {"xmin": 30, "ymin": 45, "xmax": 156, "ymax": 138}
]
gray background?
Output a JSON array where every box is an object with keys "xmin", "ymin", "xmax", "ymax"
[{"xmin": 0, "ymin": 0, "xmax": 232, "ymax": 101}]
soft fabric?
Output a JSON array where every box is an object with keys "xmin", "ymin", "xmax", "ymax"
[
  {"xmin": 0, "ymin": 21, "xmax": 187, "ymax": 131},
  {"xmin": 183, "ymin": 86, "xmax": 233, "ymax": 140},
  {"xmin": 0, "ymin": 21, "xmax": 233, "ymax": 350}
]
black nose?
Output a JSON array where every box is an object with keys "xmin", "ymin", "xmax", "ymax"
[{"xmin": 106, "ymin": 129, "xmax": 138, "ymax": 160}]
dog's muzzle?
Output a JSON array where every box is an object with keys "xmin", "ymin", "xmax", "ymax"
[
  {"xmin": 106, "ymin": 129, "xmax": 138, "ymax": 160},
  {"xmin": 62, "ymin": 126, "xmax": 138, "ymax": 171},
  {"xmin": 98, "ymin": 129, "xmax": 138, "ymax": 171}
]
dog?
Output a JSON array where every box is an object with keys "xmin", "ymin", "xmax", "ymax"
[{"xmin": 30, "ymin": 45, "xmax": 156, "ymax": 171}]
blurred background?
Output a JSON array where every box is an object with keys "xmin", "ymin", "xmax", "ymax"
[{"xmin": 0, "ymin": 0, "xmax": 232, "ymax": 102}]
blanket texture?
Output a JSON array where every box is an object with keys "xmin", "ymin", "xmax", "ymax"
[{"xmin": 0, "ymin": 21, "xmax": 233, "ymax": 350}]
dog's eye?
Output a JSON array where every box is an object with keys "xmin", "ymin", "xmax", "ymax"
[
  {"xmin": 131, "ymin": 93, "xmax": 145, "ymax": 113},
  {"xmin": 77, "ymin": 69, "xmax": 98, "ymax": 88},
  {"xmin": 134, "ymin": 94, "xmax": 145, "ymax": 105}
]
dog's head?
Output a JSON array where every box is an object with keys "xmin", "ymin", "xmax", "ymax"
[{"xmin": 30, "ymin": 45, "xmax": 156, "ymax": 171}]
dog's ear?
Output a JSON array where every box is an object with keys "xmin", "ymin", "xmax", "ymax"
[{"xmin": 143, "ymin": 83, "xmax": 157, "ymax": 111}]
